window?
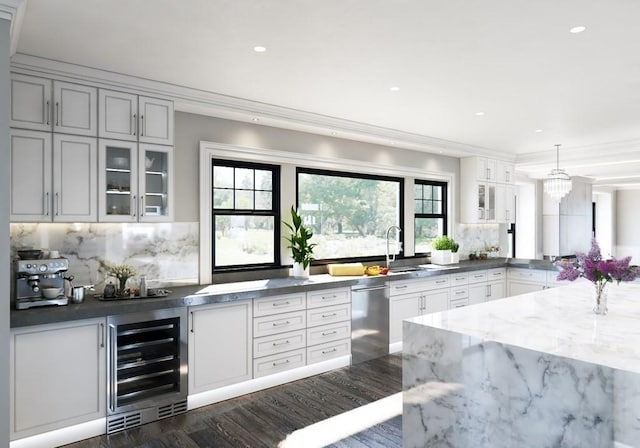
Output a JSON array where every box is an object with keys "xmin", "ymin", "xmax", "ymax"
[
  {"xmin": 297, "ymin": 168, "xmax": 403, "ymax": 261},
  {"xmin": 212, "ymin": 159, "xmax": 280, "ymax": 269},
  {"xmin": 414, "ymin": 180, "xmax": 448, "ymax": 254}
]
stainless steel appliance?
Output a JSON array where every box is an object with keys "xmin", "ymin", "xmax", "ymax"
[
  {"xmin": 14, "ymin": 257, "xmax": 70, "ymax": 310},
  {"xmin": 351, "ymin": 283, "xmax": 390, "ymax": 364},
  {"xmin": 106, "ymin": 308, "xmax": 188, "ymax": 434}
]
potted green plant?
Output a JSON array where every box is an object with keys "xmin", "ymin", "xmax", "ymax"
[
  {"xmin": 283, "ymin": 206, "xmax": 317, "ymax": 278},
  {"xmin": 431, "ymin": 236, "xmax": 459, "ymax": 265}
]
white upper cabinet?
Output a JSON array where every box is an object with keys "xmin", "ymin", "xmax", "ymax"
[
  {"xmin": 98, "ymin": 90, "xmax": 138, "ymax": 141},
  {"xmin": 99, "ymin": 89, "xmax": 174, "ymax": 146},
  {"xmin": 476, "ymin": 158, "xmax": 497, "ymax": 182},
  {"xmin": 10, "ymin": 74, "xmax": 52, "ymax": 132},
  {"xmin": 98, "ymin": 140, "xmax": 173, "ymax": 222},
  {"xmin": 10, "ymin": 74, "xmax": 97, "ymax": 136},
  {"xmin": 10, "ymin": 129, "xmax": 98, "ymax": 222},
  {"xmin": 53, "ymin": 81, "xmax": 97, "ymax": 136},
  {"xmin": 461, "ymin": 156, "xmax": 515, "ymax": 224},
  {"xmin": 10, "ymin": 130, "xmax": 52, "ymax": 221},
  {"xmin": 138, "ymin": 96, "xmax": 174, "ymax": 145},
  {"xmin": 52, "ymin": 134, "xmax": 98, "ymax": 221},
  {"xmin": 497, "ymin": 161, "xmax": 515, "ymax": 184}
]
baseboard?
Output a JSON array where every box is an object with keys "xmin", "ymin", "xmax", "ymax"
[
  {"xmin": 188, "ymin": 355, "xmax": 351, "ymax": 410},
  {"xmin": 389, "ymin": 341, "xmax": 402, "ymax": 353},
  {"xmin": 10, "ymin": 418, "xmax": 106, "ymax": 448}
]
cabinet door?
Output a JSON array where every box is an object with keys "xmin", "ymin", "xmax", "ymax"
[
  {"xmin": 508, "ymin": 280, "xmax": 545, "ymax": 296},
  {"xmin": 98, "ymin": 139, "xmax": 138, "ymax": 222},
  {"xmin": 10, "ymin": 129, "xmax": 52, "ymax": 222},
  {"xmin": 99, "ymin": 89, "xmax": 138, "ymax": 141},
  {"xmin": 496, "ymin": 184, "xmax": 515, "ymax": 223},
  {"xmin": 497, "ymin": 161, "xmax": 515, "ymax": 184},
  {"xmin": 424, "ymin": 289, "xmax": 449, "ymax": 314},
  {"xmin": 138, "ymin": 144, "xmax": 173, "ymax": 222},
  {"xmin": 53, "ymin": 81, "xmax": 97, "ymax": 136},
  {"xmin": 53, "ymin": 134, "xmax": 97, "ymax": 222},
  {"xmin": 10, "ymin": 318, "xmax": 106, "ymax": 439},
  {"xmin": 468, "ymin": 283, "xmax": 487, "ymax": 305},
  {"xmin": 138, "ymin": 96, "xmax": 174, "ymax": 145},
  {"xmin": 188, "ymin": 301, "xmax": 252, "ymax": 394},
  {"xmin": 487, "ymin": 280, "xmax": 505, "ymax": 301},
  {"xmin": 10, "ymin": 73, "xmax": 52, "ymax": 131},
  {"xmin": 389, "ymin": 293, "xmax": 421, "ymax": 344},
  {"xmin": 477, "ymin": 158, "xmax": 497, "ymax": 181}
]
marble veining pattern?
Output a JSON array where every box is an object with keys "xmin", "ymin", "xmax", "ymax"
[
  {"xmin": 10, "ymin": 223, "xmax": 199, "ymax": 291},
  {"xmin": 403, "ymin": 282, "xmax": 640, "ymax": 447},
  {"xmin": 455, "ymin": 223, "xmax": 501, "ymax": 257}
]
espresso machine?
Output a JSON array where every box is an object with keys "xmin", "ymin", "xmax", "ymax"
[{"xmin": 14, "ymin": 258, "xmax": 70, "ymax": 310}]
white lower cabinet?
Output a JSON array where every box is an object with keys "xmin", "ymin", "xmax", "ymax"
[
  {"xmin": 507, "ymin": 268, "xmax": 550, "ymax": 296},
  {"xmin": 467, "ymin": 268, "xmax": 506, "ymax": 304},
  {"xmin": 389, "ymin": 277, "xmax": 450, "ymax": 346},
  {"xmin": 10, "ymin": 318, "xmax": 106, "ymax": 440},
  {"xmin": 253, "ymin": 349, "xmax": 306, "ymax": 378},
  {"xmin": 188, "ymin": 301, "xmax": 253, "ymax": 394}
]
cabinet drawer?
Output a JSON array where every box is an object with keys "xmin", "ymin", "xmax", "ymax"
[
  {"xmin": 253, "ymin": 348, "xmax": 306, "ymax": 378},
  {"xmin": 390, "ymin": 278, "xmax": 429, "ymax": 296},
  {"xmin": 253, "ymin": 329, "xmax": 306, "ymax": 359},
  {"xmin": 422, "ymin": 275, "xmax": 450, "ymax": 290},
  {"xmin": 307, "ymin": 287, "xmax": 350, "ymax": 308},
  {"xmin": 450, "ymin": 272, "xmax": 469, "ymax": 286},
  {"xmin": 253, "ymin": 310, "xmax": 306, "ymax": 338},
  {"xmin": 306, "ymin": 303, "xmax": 351, "ymax": 328},
  {"xmin": 507, "ymin": 268, "xmax": 546, "ymax": 283},
  {"xmin": 468, "ymin": 270, "xmax": 488, "ymax": 284},
  {"xmin": 450, "ymin": 286, "xmax": 469, "ymax": 300},
  {"xmin": 307, "ymin": 321, "xmax": 351, "ymax": 346},
  {"xmin": 449, "ymin": 297, "xmax": 469, "ymax": 309},
  {"xmin": 487, "ymin": 268, "xmax": 506, "ymax": 281},
  {"xmin": 253, "ymin": 293, "xmax": 306, "ymax": 317},
  {"xmin": 307, "ymin": 339, "xmax": 351, "ymax": 364}
]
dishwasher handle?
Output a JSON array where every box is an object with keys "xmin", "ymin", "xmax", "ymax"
[{"xmin": 352, "ymin": 285, "xmax": 388, "ymax": 293}]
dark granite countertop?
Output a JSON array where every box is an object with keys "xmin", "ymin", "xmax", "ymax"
[{"xmin": 10, "ymin": 258, "xmax": 557, "ymax": 328}]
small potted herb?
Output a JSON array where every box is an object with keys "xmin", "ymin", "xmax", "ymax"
[
  {"xmin": 283, "ymin": 206, "xmax": 317, "ymax": 278},
  {"xmin": 431, "ymin": 236, "xmax": 459, "ymax": 265}
]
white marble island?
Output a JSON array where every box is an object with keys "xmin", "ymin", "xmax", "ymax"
[{"xmin": 403, "ymin": 281, "xmax": 640, "ymax": 448}]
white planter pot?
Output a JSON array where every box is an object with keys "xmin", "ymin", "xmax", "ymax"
[
  {"xmin": 292, "ymin": 262, "xmax": 310, "ymax": 279},
  {"xmin": 431, "ymin": 249, "xmax": 453, "ymax": 265},
  {"xmin": 451, "ymin": 252, "xmax": 460, "ymax": 264}
]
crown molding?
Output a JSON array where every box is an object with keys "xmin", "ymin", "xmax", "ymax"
[
  {"xmin": 9, "ymin": 53, "xmax": 507, "ymax": 160},
  {"xmin": 0, "ymin": 0, "xmax": 25, "ymax": 55}
]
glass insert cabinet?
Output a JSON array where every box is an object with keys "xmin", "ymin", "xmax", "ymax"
[{"xmin": 98, "ymin": 140, "xmax": 173, "ymax": 222}]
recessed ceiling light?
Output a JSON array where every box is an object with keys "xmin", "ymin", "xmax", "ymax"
[
  {"xmin": 390, "ymin": 86, "xmax": 400, "ymax": 92},
  {"xmin": 535, "ymin": 129, "xmax": 543, "ymax": 133},
  {"xmin": 253, "ymin": 46, "xmax": 267, "ymax": 52},
  {"xmin": 475, "ymin": 112, "xmax": 485, "ymax": 116},
  {"xmin": 569, "ymin": 26, "xmax": 586, "ymax": 34}
]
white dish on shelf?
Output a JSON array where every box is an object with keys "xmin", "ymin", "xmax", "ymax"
[{"xmin": 112, "ymin": 157, "xmax": 128, "ymax": 168}]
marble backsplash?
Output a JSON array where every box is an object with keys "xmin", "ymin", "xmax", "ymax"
[
  {"xmin": 10, "ymin": 222, "xmax": 199, "ymax": 292},
  {"xmin": 455, "ymin": 223, "xmax": 502, "ymax": 258}
]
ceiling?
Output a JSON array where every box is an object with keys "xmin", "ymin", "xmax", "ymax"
[{"xmin": 10, "ymin": 0, "xmax": 640, "ymax": 188}]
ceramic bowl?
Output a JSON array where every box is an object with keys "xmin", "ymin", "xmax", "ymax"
[{"xmin": 42, "ymin": 287, "xmax": 62, "ymax": 299}]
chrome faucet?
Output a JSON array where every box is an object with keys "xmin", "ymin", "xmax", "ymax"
[{"xmin": 386, "ymin": 225, "xmax": 402, "ymax": 268}]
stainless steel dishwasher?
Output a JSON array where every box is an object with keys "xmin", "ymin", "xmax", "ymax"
[{"xmin": 351, "ymin": 282, "xmax": 389, "ymax": 364}]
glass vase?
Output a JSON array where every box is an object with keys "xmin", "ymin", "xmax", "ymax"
[
  {"xmin": 116, "ymin": 276, "xmax": 129, "ymax": 297},
  {"xmin": 593, "ymin": 283, "xmax": 608, "ymax": 315}
]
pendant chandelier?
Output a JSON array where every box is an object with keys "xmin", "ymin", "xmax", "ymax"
[{"xmin": 543, "ymin": 144, "xmax": 572, "ymax": 201}]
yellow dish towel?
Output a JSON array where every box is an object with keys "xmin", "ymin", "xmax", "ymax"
[{"xmin": 327, "ymin": 263, "xmax": 366, "ymax": 276}]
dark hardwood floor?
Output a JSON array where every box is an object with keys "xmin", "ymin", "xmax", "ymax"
[{"xmin": 64, "ymin": 354, "xmax": 402, "ymax": 448}]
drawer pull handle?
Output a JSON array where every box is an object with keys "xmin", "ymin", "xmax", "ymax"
[
  {"xmin": 322, "ymin": 330, "xmax": 338, "ymax": 336},
  {"xmin": 322, "ymin": 348, "xmax": 338, "ymax": 354},
  {"xmin": 272, "ymin": 340, "xmax": 290, "ymax": 347},
  {"xmin": 436, "ymin": 280, "xmax": 446, "ymax": 284},
  {"xmin": 455, "ymin": 277, "xmax": 465, "ymax": 280},
  {"xmin": 322, "ymin": 312, "xmax": 338, "ymax": 318},
  {"xmin": 272, "ymin": 359, "xmax": 290, "ymax": 367},
  {"xmin": 395, "ymin": 285, "xmax": 408, "ymax": 289},
  {"xmin": 474, "ymin": 275, "xmax": 484, "ymax": 278},
  {"xmin": 272, "ymin": 321, "xmax": 291, "ymax": 327},
  {"xmin": 456, "ymin": 290, "xmax": 465, "ymax": 295},
  {"xmin": 322, "ymin": 295, "xmax": 337, "ymax": 300},
  {"xmin": 273, "ymin": 301, "xmax": 291, "ymax": 307}
]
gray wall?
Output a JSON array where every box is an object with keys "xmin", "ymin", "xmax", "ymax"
[
  {"xmin": 174, "ymin": 112, "xmax": 460, "ymax": 222},
  {"xmin": 1, "ymin": 17, "xmax": 11, "ymax": 448}
]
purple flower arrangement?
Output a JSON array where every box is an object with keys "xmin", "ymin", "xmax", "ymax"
[{"xmin": 557, "ymin": 239, "xmax": 638, "ymax": 312}]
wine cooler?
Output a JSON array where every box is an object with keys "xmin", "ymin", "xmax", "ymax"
[{"xmin": 106, "ymin": 308, "xmax": 188, "ymax": 434}]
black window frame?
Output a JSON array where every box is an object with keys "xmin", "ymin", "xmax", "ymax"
[
  {"xmin": 211, "ymin": 158, "xmax": 281, "ymax": 271},
  {"xmin": 296, "ymin": 167, "xmax": 405, "ymax": 264},
  {"xmin": 414, "ymin": 179, "xmax": 448, "ymax": 255}
]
